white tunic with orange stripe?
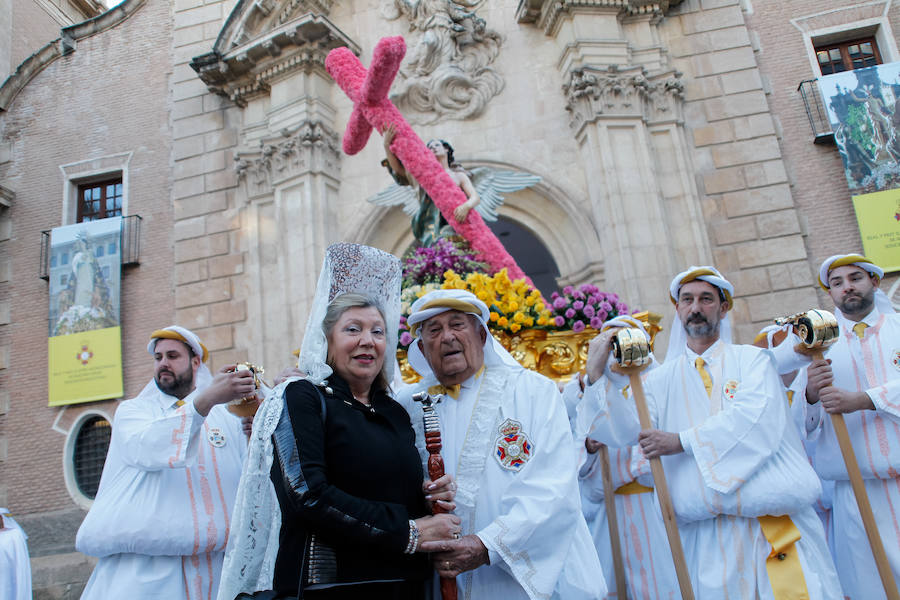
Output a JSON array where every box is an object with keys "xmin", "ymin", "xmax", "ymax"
[
  {"xmin": 584, "ymin": 340, "xmax": 842, "ymax": 599},
  {"xmin": 565, "ymin": 375, "xmax": 680, "ymax": 600},
  {"xmin": 77, "ymin": 380, "xmax": 245, "ymax": 600},
  {"xmin": 798, "ymin": 310, "xmax": 900, "ymax": 599}
]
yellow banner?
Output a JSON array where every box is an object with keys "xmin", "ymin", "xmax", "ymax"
[
  {"xmin": 852, "ymin": 188, "xmax": 900, "ymax": 273},
  {"xmin": 48, "ymin": 326, "xmax": 124, "ymax": 406}
]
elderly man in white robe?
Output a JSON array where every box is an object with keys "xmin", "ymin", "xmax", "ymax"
[
  {"xmin": 795, "ymin": 254, "xmax": 900, "ymax": 599},
  {"xmin": 580, "ymin": 266, "xmax": 842, "ymax": 599},
  {"xmin": 77, "ymin": 326, "xmax": 255, "ymax": 600},
  {"xmin": 399, "ymin": 289, "xmax": 606, "ymax": 600},
  {"xmin": 565, "ymin": 315, "xmax": 679, "ymax": 599}
]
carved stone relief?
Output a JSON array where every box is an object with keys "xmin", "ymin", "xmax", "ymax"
[
  {"xmin": 563, "ymin": 65, "xmax": 684, "ymax": 133},
  {"xmin": 381, "ymin": 0, "xmax": 504, "ymax": 123},
  {"xmin": 235, "ymin": 120, "xmax": 341, "ymax": 197}
]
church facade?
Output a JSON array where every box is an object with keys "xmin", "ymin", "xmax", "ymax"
[{"xmin": 1, "ymin": 0, "xmax": 898, "ymax": 595}]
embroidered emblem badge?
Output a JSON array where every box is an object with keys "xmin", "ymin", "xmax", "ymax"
[
  {"xmin": 207, "ymin": 428, "xmax": 226, "ymax": 448},
  {"xmin": 495, "ymin": 419, "xmax": 533, "ymax": 471},
  {"xmin": 723, "ymin": 380, "xmax": 739, "ymax": 402},
  {"xmin": 893, "ymin": 350, "xmax": 900, "ymax": 371}
]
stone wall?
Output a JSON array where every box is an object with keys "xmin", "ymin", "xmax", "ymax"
[{"xmin": 745, "ymin": 0, "xmax": 900, "ymax": 303}]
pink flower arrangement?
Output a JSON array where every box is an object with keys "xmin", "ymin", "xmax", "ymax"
[{"xmin": 549, "ymin": 284, "xmax": 630, "ymax": 331}]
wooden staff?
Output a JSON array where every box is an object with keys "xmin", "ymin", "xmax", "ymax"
[
  {"xmin": 611, "ymin": 328, "xmax": 695, "ymax": 600},
  {"xmin": 779, "ymin": 310, "xmax": 900, "ymax": 600},
  {"xmin": 598, "ymin": 444, "xmax": 628, "ymax": 598},
  {"xmin": 412, "ymin": 392, "xmax": 457, "ymax": 600}
]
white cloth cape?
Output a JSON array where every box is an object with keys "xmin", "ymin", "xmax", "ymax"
[
  {"xmin": 583, "ymin": 340, "xmax": 842, "ymax": 598},
  {"xmin": 0, "ymin": 511, "xmax": 32, "ymax": 600},
  {"xmin": 398, "ymin": 364, "xmax": 607, "ymax": 600},
  {"xmin": 76, "ymin": 380, "xmax": 246, "ymax": 600},
  {"xmin": 795, "ymin": 310, "xmax": 900, "ymax": 598}
]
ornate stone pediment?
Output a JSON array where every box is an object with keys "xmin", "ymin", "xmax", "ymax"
[
  {"xmin": 234, "ymin": 119, "xmax": 341, "ymax": 197},
  {"xmin": 214, "ymin": 0, "xmax": 334, "ymax": 53},
  {"xmin": 516, "ymin": 0, "xmax": 685, "ymax": 32},
  {"xmin": 191, "ymin": 12, "xmax": 358, "ymax": 106},
  {"xmin": 563, "ymin": 64, "xmax": 684, "ymax": 132}
]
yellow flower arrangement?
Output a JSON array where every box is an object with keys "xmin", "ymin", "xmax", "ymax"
[{"xmin": 440, "ymin": 268, "xmax": 553, "ymax": 335}]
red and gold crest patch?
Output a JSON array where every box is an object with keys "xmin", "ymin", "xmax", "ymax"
[
  {"xmin": 495, "ymin": 419, "xmax": 533, "ymax": 471},
  {"xmin": 723, "ymin": 380, "xmax": 739, "ymax": 402},
  {"xmin": 893, "ymin": 350, "xmax": 900, "ymax": 371}
]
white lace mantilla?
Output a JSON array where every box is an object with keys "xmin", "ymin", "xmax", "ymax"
[{"xmin": 216, "ymin": 379, "xmax": 297, "ymax": 600}]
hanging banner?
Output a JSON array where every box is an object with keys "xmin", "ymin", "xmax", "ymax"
[
  {"xmin": 48, "ymin": 217, "xmax": 123, "ymax": 406},
  {"xmin": 852, "ymin": 188, "xmax": 900, "ymax": 273},
  {"xmin": 818, "ymin": 61, "xmax": 900, "ymax": 195}
]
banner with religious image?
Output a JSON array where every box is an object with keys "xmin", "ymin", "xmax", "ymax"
[
  {"xmin": 818, "ymin": 61, "xmax": 900, "ymax": 271},
  {"xmin": 47, "ymin": 217, "xmax": 123, "ymax": 406}
]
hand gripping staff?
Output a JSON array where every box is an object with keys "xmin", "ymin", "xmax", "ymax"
[
  {"xmin": 412, "ymin": 391, "xmax": 457, "ymax": 600},
  {"xmin": 776, "ymin": 309, "xmax": 899, "ymax": 600},
  {"xmin": 609, "ymin": 328, "xmax": 695, "ymax": 600}
]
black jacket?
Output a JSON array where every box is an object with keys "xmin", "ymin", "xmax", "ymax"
[{"xmin": 270, "ymin": 374, "xmax": 431, "ymax": 594}]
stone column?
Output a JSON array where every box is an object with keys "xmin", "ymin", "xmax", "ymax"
[
  {"xmin": 519, "ymin": 0, "xmax": 705, "ymax": 316},
  {"xmin": 190, "ymin": 12, "xmax": 357, "ymax": 368}
]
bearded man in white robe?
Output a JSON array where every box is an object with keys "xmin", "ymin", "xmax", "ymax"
[
  {"xmin": 796, "ymin": 254, "xmax": 900, "ymax": 599},
  {"xmin": 580, "ymin": 266, "xmax": 842, "ymax": 599},
  {"xmin": 77, "ymin": 326, "xmax": 255, "ymax": 600},
  {"xmin": 399, "ymin": 289, "xmax": 606, "ymax": 600}
]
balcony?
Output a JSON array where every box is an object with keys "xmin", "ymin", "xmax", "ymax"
[
  {"xmin": 40, "ymin": 214, "xmax": 142, "ymax": 280},
  {"xmin": 797, "ymin": 79, "xmax": 835, "ymax": 145}
]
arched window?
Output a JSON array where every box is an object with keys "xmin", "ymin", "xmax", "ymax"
[
  {"xmin": 488, "ymin": 216, "xmax": 560, "ymax": 298},
  {"xmin": 72, "ymin": 416, "xmax": 111, "ymax": 499}
]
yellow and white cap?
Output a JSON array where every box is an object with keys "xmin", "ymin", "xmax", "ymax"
[
  {"xmin": 147, "ymin": 325, "xmax": 209, "ymax": 362},
  {"xmin": 818, "ymin": 254, "xmax": 883, "ymax": 290},
  {"xmin": 668, "ymin": 265, "xmax": 734, "ymax": 309}
]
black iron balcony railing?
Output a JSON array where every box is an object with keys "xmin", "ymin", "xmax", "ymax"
[
  {"xmin": 40, "ymin": 214, "xmax": 142, "ymax": 280},
  {"xmin": 797, "ymin": 79, "xmax": 835, "ymax": 145}
]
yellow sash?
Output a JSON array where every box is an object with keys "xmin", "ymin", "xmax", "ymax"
[
  {"xmin": 614, "ymin": 481, "xmax": 654, "ymax": 495},
  {"xmin": 757, "ymin": 515, "xmax": 809, "ymax": 600}
]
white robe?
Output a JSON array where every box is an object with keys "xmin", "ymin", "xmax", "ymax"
[
  {"xmin": 584, "ymin": 340, "xmax": 842, "ymax": 599},
  {"xmin": 796, "ymin": 310, "xmax": 900, "ymax": 599},
  {"xmin": 77, "ymin": 381, "xmax": 246, "ymax": 600},
  {"xmin": 565, "ymin": 376, "xmax": 679, "ymax": 600},
  {"xmin": 0, "ymin": 511, "xmax": 32, "ymax": 600},
  {"xmin": 399, "ymin": 364, "xmax": 607, "ymax": 600}
]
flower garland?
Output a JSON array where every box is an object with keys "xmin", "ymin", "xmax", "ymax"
[
  {"xmin": 549, "ymin": 284, "xmax": 629, "ymax": 332},
  {"xmin": 401, "ymin": 238, "xmax": 490, "ymax": 288}
]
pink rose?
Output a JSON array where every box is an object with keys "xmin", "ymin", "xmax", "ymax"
[
  {"xmin": 572, "ymin": 320, "xmax": 585, "ymax": 333},
  {"xmin": 553, "ymin": 297, "xmax": 567, "ymax": 310},
  {"xmin": 583, "ymin": 305, "xmax": 595, "ymax": 318},
  {"xmin": 400, "ymin": 331, "xmax": 413, "ymax": 346},
  {"xmin": 590, "ymin": 316, "xmax": 602, "ymax": 329},
  {"xmin": 573, "ymin": 301, "xmax": 584, "ymax": 310},
  {"xmin": 565, "ymin": 308, "xmax": 576, "ymax": 319},
  {"xmin": 554, "ymin": 316, "xmax": 565, "ymax": 327}
]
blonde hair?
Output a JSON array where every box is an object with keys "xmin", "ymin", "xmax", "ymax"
[{"xmin": 322, "ymin": 293, "xmax": 390, "ymax": 393}]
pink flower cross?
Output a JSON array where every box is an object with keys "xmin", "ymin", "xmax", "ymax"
[{"xmin": 325, "ymin": 36, "xmax": 529, "ymax": 282}]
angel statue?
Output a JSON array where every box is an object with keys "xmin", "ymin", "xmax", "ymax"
[{"xmin": 372, "ymin": 123, "xmax": 541, "ymax": 246}]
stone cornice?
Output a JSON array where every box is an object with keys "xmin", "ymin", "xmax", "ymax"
[
  {"xmin": 214, "ymin": 0, "xmax": 334, "ymax": 55},
  {"xmin": 563, "ymin": 64, "xmax": 684, "ymax": 134},
  {"xmin": 191, "ymin": 13, "xmax": 358, "ymax": 107},
  {"xmin": 0, "ymin": 0, "xmax": 147, "ymax": 112},
  {"xmin": 0, "ymin": 184, "xmax": 13, "ymax": 208},
  {"xmin": 234, "ymin": 119, "xmax": 341, "ymax": 197},
  {"xmin": 516, "ymin": 0, "xmax": 684, "ymax": 33}
]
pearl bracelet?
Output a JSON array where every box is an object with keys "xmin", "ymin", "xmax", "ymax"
[{"xmin": 404, "ymin": 519, "xmax": 420, "ymax": 554}]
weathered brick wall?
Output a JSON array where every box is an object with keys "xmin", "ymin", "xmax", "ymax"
[
  {"xmin": 0, "ymin": 0, "xmax": 173, "ymax": 520},
  {"xmin": 745, "ymin": 0, "xmax": 900, "ymax": 301}
]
